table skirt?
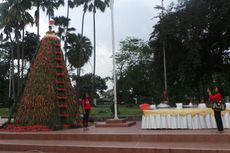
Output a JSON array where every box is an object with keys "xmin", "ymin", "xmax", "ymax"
[{"xmin": 141, "ymin": 108, "xmax": 230, "ymax": 129}]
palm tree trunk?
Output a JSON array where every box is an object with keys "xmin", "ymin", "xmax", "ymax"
[
  {"xmin": 10, "ymin": 45, "xmax": 15, "ymax": 101},
  {"xmin": 3, "ymin": 35, "xmax": 11, "ymax": 98},
  {"xmin": 36, "ymin": 4, "xmax": 40, "ymax": 37},
  {"xmin": 76, "ymin": 11, "xmax": 87, "ymax": 99},
  {"xmin": 8, "ymin": 59, "xmax": 12, "ymax": 98},
  {"xmin": 81, "ymin": 11, "xmax": 86, "ymax": 37},
  {"xmin": 21, "ymin": 18, "xmax": 25, "ymax": 79},
  {"xmin": 66, "ymin": 0, "xmax": 69, "ymax": 27},
  {"xmin": 77, "ymin": 68, "xmax": 81, "ymax": 86},
  {"xmin": 15, "ymin": 28, "xmax": 20, "ymax": 96},
  {"xmin": 8, "ymin": 34, "xmax": 15, "ymax": 100},
  {"xmin": 64, "ymin": 0, "xmax": 70, "ymax": 64},
  {"xmin": 92, "ymin": 2, "xmax": 96, "ymax": 97}
]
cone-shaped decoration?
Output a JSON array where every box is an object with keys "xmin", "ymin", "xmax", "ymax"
[{"xmin": 14, "ymin": 32, "xmax": 80, "ymax": 128}]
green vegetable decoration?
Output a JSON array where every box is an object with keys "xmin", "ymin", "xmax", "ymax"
[{"xmin": 14, "ymin": 32, "xmax": 81, "ymax": 129}]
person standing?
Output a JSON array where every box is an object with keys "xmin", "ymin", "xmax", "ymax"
[
  {"xmin": 81, "ymin": 92, "xmax": 91, "ymax": 130},
  {"xmin": 207, "ymin": 86, "xmax": 224, "ymax": 132}
]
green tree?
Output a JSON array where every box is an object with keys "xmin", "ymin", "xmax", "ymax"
[
  {"xmin": 20, "ymin": 0, "xmax": 34, "ymax": 79},
  {"xmin": 150, "ymin": 0, "xmax": 230, "ymax": 102},
  {"xmin": 66, "ymin": 33, "xmax": 93, "ymax": 69},
  {"xmin": 0, "ymin": 39, "xmax": 10, "ymax": 105},
  {"xmin": 22, "ymin": 32, "xmax": 39, "ymax": 64},
  {"xmin": 116, "ymin": 37, "xmax": 154, "ymax": 103},
  {"xmin": 0, "ymin": 0, "xmax": 33, "ymax": 99},
  {"xmin": 66, "ymin": 33, "xmax": 93, "ymax": 98},
  {"xmin": 0, "ymin": 31, "xmax": 38, "ymax": 106},
  {"xmin": 72, "ymin": 73, "xmax": 107, "ymax": 98}
]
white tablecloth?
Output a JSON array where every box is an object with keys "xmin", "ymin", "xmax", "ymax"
[{"xmin": 141, "ymin": 108, "xmax": 230, "ymax": 129}]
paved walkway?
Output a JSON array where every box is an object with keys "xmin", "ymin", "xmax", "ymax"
[
  {"xmin": 1, "ymin": 119, "xmax": 230, "ymax": 153},
  {"xmin": 1, "ymin": 119, "xmax": 229, "ymax": 135}
]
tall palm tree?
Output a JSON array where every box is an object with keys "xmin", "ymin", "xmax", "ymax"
[
  {"xmin": 64, "ymin": 0, "xmax": 79, "ymax": 63},
  {"xmin": 92, "ymin": 0, "xmax": 109, "ymax": 98},
  {"xmin": 66, "ymin": 33, "xmax": 93, "ymax": 69},
  {"xmin": 66, "ymin": 33, "xmax": 93, "ymax": 96},
  {"xmin": 43, "ymin": 0, "xmax": 65, "ymax": 22},
  {"xmin": 0, "ymin": 1, "xmax": 19, "ymax": 101},
  {"xmin": 20, "ymin": 0, "xmax": 33, "ymax": 79},
  {"xmin": 33, "ymin": 0, "xmax": 42, "ymax": 37},
  {"xmin": 78, "ymin": 0, "xmax": 91, "ymax": 37},
  {"xmin": 78, "ymin": 0, "xmax": 109, "ymax": 97},
  {"xmin": 0, "ymin": 0, "xmax": 33, "ymax": 98},
  {"xmin": 10, "ymin": 0, "xmax": 33, "ymax": 95},
  {"xmin": 54, "ymin": 0, "xmax": 81, "ymax": 64},
  {"xmin": 65, "ymin": 0, "xmax": 71, "ymax": 63},
  {"xmin": 53, "ymin": 15, "xmax": 76, "ymax": 63}
]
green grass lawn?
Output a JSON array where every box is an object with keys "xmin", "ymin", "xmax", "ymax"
[
  {"xmin": 0, "ymin": 108, "xmax": 10, "ymax": 118},
  {"xmin": 0, "ymin": 104, "xmax": 142, "ymax": 118},
  {"xmin": 117, "ymin": 104, "xmax": 142, "ymax": 116},
  {"xmin": 91, "ymin": 104, "xmax": 142, "ymax": 117}
]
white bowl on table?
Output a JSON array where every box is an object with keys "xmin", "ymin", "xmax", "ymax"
[
  {"xmin": 157, "ymin": 103, "xmax": 171, "ymax": 109},
  {"xmin": 198, "ymin": 103, "xmax": 207, "ymax": 108},
  {"xmin": 225, "ymin": 102, "xmax": 230, "ymax": 108},
  {"xmin": 150, "ymin": 104, "xmax": 156, "ymax": 109},
  {"xmin": 176, "ymin": 103, "xmax": 183, "ymax": 109}
]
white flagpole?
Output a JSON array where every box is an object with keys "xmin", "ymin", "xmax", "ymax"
[
  {"xmin": 110, "ymin": 0, "xmax": 118, "ymax": 119},
  {"xmin": 162, "ymin": 0, "xmax": 167, "ymax": 91}
]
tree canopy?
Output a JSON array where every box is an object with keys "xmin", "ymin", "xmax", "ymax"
[
  {"xmin": 115, "ymin": 0, "xmax": 230, "ymax": 104},
  {"xmin": 72, "ymin": 73, "xmax": 107, "ymax": 98}
]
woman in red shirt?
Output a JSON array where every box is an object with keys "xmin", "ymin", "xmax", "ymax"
[
  {"xmin": 82, "ymin": 92, "xmax": 91, "ymax": 130},
  {"xmin": 207, "ymin": 86, "xmax": 224, "ymax": 132}
]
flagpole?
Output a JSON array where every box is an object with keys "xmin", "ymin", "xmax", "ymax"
[
  {"xmin": 110, "ymin": 0, "xmax": 118, "ymax": 119},
  {"xmin": 161, "ymin": 0, "xmax": 167, "ymax": 92}
]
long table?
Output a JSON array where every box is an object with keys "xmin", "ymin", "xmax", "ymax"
[{"xmin": 141, "ymin": 108, "xmax": 230, "ymax": 129}]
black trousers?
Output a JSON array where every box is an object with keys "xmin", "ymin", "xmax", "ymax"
[
  {"xmin": 214, "ymin": 110, "xmax": 224, "ymax": 131},
  {"xmin": 83, "ymin": 109, "xmax": 90, "ymax": 128}
]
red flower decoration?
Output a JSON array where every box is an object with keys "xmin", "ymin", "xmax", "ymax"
[
  {"xmin": 55, "ymin": 81, "xmax": 64, "ymax": 85},
  {"xmin": 56, "ymin": 65, "xmax": 65, "ymax": 69},
  {"xmin": 56, "ymin": 73, "xmax": 64, "ymax": 77},
  {"xmin": 57, "ymin": 96, "xmax": 67, "ymax": 100},
  {"xmin": 59, "ymin": 113, "xmax": 69, "ymax": 117},
  {"xmin": 58, "ymin": 104, "xmax": 68, "ymax": 109},
  {"xmin": 57, "ymin": 88, "xmax": 65, "ymax": 92},
  {"xmin": 54, "ymin": 58, "xmax": 62, "ymax": 62}
]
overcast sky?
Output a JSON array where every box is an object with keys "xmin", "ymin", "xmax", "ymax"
[
  {"xmin": 29, "ymin": 0, "xmax": 177, "ymax": 89},
  {"xmin": 1, "ymin": 0, "xmax": 176, "ymax": 89}
]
